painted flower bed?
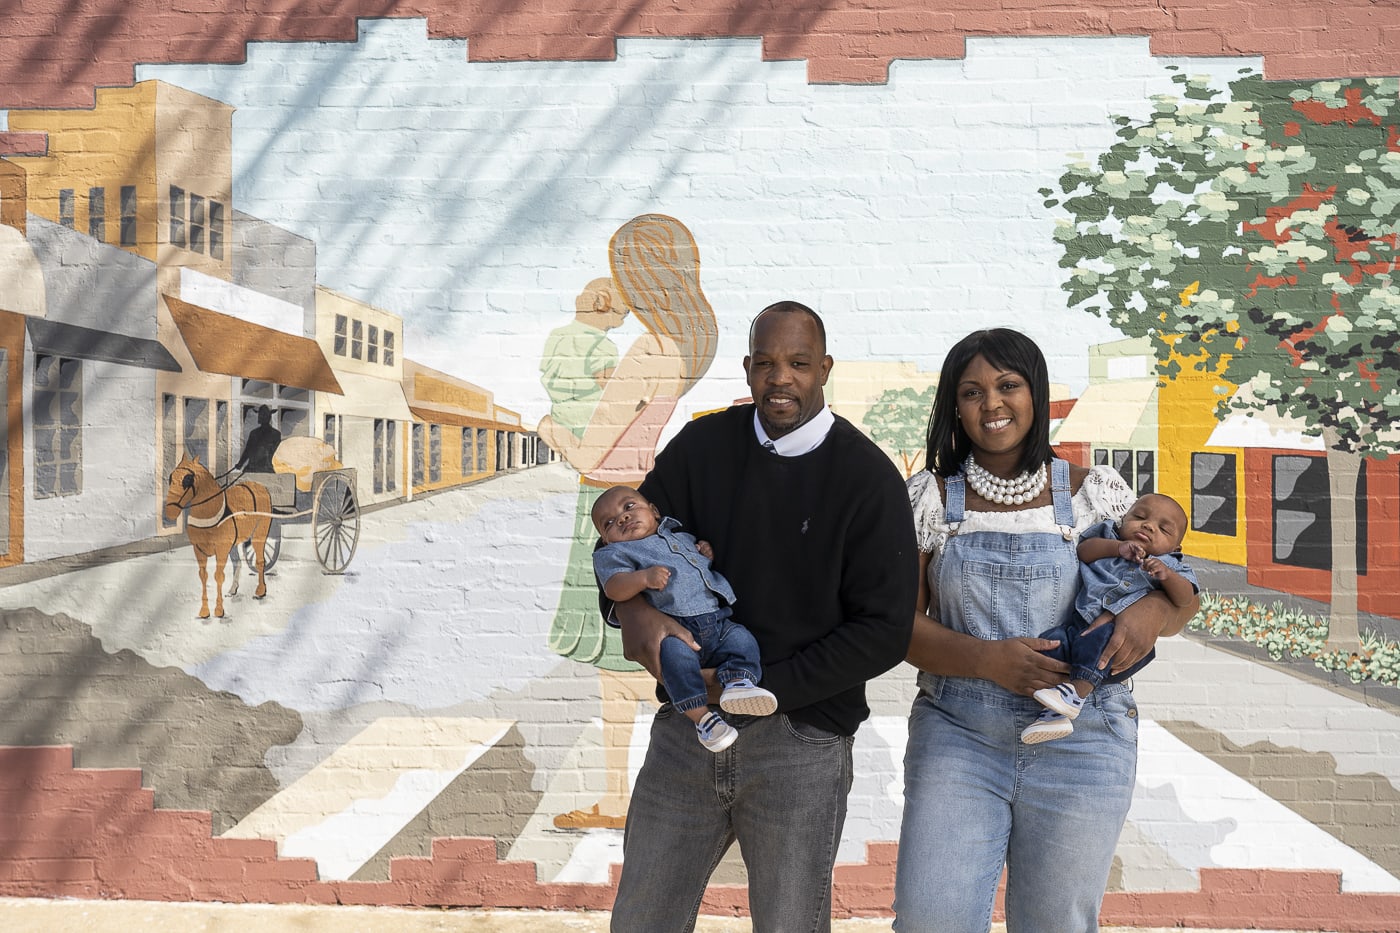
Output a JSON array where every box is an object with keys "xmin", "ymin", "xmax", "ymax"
[{"xmin": 1190, "ymin": 592, "xmax": 1400, "ymax": 687}]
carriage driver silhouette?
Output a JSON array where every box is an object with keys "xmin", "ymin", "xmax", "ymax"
[{"xmin": 236, "ymin": 404, "xmax": 282, "ymax": 474}]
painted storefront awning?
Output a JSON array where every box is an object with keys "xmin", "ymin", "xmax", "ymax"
[
  {"xmin": 1053, "ymin": 378, "xmax": 1158, "ymax": 446},
  {"xmin": 407, "ymin": 405, "xmax": 501, "ymax": 430},
  {"xmin": 26, "ymin": 316, "xmax": 180, "ymax": 372},
  {"xmin": 166, "ymin": 294, "xmax": 341, "ymax": 394},
  {"xmin": 320, "ymin": 370, "xmax": 413, "ymax": 421}
]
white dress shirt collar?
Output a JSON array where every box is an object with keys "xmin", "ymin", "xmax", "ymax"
[{"xmin": 753, "ymin": 405, "xmax": 835, "ymax": 457}]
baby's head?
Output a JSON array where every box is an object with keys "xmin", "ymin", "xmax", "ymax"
[
  {"xmin": 1119, "ymin": 493, "xmax": 1187, "ymax": 556},
  {"xmin": 591, "ymin": 486, "xmax": 662, "ymax": 545},
  {"xmin": 576, "ymin": 277, "xmax": 628, "ymax": 328}
]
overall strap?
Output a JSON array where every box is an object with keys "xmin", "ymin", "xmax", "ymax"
[
  {"xmin": 945, "ymin": 472, "xmax": 966, "ymax": 525},
  {"xmin": 1050, "ymin": 458, "xmax": 1075, "ymax": 537}
]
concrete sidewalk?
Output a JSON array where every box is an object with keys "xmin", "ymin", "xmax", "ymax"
[{"xmin": 0, "ymin": 899, "xmax": 1306, "ymax": 932}]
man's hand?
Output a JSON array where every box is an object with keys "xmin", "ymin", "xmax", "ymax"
[
  {"xmin": 979, "ymin": 637, "xmax": 1072, "ymax": 696},
  {"xmin": 695, "ymin": 540, "xmax": 715, "ymax": 560},
  {"xmin": 616, "ymin": 598, "xmax": 699, "ymax": 683}
]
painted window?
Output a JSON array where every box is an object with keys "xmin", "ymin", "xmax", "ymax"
[
  {"xmin": 169, "ymin": 185, "xmax": 185, "ymax": 248},
  {"xmin": 162, "ymin": 393, "xmax": 178, "ymax": 528},
  {"xmin": 58, "ymin": 189, "xmax": 74, "ymax": 228},
  {"xmin": 1135, "ymin": 451, "xmax": 1155, "ymax": 495},
  {"xmin": 325, "ymin": 414, "xmax": 339, "ymax": 459},
  {"xmin": 208, "ymin": 200, "xmax": 225, "ymax": 260},
  {"xmin": 351, "ymin": 319, "xmax": 363, "ymax": 360},
  {"xmin": 412, "ymin": 422, "xmax": 425, "ymax": 486},
  {"xmin": 1271, "ymin": 455, "xmax": 1368, "ymax": 574},
  {"xmin": 373, "ymin": 418, "xmax": 397, "ymax": 494},
  {"xmin": 214, "ymin": 400, "xmax": 230, "ymax": 475},
  {"xmin": 119, "ymin": 185, "xmax": 137, "ymax": 247},
  {"xmin": 33, "ymin": 355, "xmax": 82, "ymax": 498},
  {"xmin": 189, "ymin": 194, "xmax": 205, "ymax": 254},
  {"xmin": 367, "ymin": 325, "xmax": 379, "ymax": 364},
  {"xmin": 88, "ymin": 187, "xmax": 105, "ymax": 242},
  {"xmin": 429, "ymin": 423, "xmax": 441, "ymax": 483},
  {"xmin": 476, "ymin": 427, "xmax": 487, "ymax": 473},
  {"xmin": 1190, "ymin": 452, "xmax": 1236, "ymax": 537},
  {"xmin": 183, "ymin": 397, "xmax": 209, "ymax": 465},
  {"xmin": 383, "ymin": 330, "xmax": 395, "ymax": 367},
  {"xmin": 333, "ymin": 315, "xmax": 348, "ymax": 356}
]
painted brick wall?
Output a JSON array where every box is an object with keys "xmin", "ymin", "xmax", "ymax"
[{"xmin": 1, "ymin": 2, "xmax": 1398, "ymax": 929}]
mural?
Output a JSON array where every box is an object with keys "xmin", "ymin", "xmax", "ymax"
[{"xmin": 0, "ymin": 8, "xmax": 1398, "ymax": 928}]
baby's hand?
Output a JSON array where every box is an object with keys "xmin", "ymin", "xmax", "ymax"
[
  {"xmin": 1141, "ymin": 556, "xmax": 1169, "ymax": 581},
  {"xmin": 696, "ymin": 540, "xmax": 715, "ymax": 560},
  {"xmin": 642, "ymin": 566, "xmax": 672, "ymax": 590},
  {"xmin": 1118, "ymin": 540, "xmax": 1146, "ymax": 563}
]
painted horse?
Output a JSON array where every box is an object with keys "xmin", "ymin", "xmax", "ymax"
[{"xmin": 163, "ymin": 454, "xmax": 273, "ymax": 619}]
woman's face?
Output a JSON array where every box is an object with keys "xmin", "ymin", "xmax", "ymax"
[{"xmin": 954, "ymin": 354, "xmax": 1036, "ymax": 463}]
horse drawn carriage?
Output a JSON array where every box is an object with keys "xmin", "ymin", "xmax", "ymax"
[{"xmin": 163, "ymin": 436, "xmax": 361, "ymax": 619}]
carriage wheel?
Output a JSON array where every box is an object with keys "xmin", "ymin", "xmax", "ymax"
[
  {"xmin": 243, "ymin": 522, "xmax": 283, "ymax": 572},
  {"xmin": 312, "ymin": 473, "xmax": 359, "ymax": 573}
]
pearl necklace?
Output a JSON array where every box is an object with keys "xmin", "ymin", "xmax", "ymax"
[{"xmin": 963, "ymin": 457, "xmax": 1047, "ymax": 505}]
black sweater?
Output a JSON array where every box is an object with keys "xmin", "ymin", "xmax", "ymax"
[{"xmin": 636, "ymin": 404, "xmax": 918, "ymax": 736}]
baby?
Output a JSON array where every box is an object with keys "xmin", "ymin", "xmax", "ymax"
[
  {"xmin": 592, "ymin": 485, "xmax": 777, "ymax": 752},
  {"xmin": 1022, "ymin": 492, "xmax": 1198, "ymax": 744}
]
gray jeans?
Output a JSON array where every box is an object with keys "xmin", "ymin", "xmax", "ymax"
[{"xmin": 610, "ymin": 704, "xmax": 855, "ymax": 933}]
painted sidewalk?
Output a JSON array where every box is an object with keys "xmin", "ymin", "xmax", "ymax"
[{"xmin": 0, "ymin": 899, "xmax": 1303, "ymax": 933}]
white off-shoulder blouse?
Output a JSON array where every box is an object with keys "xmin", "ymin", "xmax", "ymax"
[{"xmin": 906, "ymin": 464, "xmax": 1136, "ymax": 555}]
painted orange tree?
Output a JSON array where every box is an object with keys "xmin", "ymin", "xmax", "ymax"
[{"xmin": 1045, "ymin": 72, "xmax": 1400, "ymax": 649}]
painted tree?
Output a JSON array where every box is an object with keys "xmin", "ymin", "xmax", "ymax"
[
  {"xmin": 862, "ymin": 384, "xmax": 938, "ymax": 478},
  {"xmin": 1045, "ymin": 72, "xmax": 1400, "ymax": 648}
]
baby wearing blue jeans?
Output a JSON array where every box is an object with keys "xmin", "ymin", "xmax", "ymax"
[
  {"xmin": 592, "ymin": 485, "xmax": 778, "ymax": 752},
  {"xmin": 1022, "ymin": 492, "xmax": 1199, "ymax": 744}
]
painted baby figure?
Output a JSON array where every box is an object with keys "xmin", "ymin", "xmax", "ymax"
[{"xmin": 590, "ymin": 485, "xmax": 778, "ymax": 752}]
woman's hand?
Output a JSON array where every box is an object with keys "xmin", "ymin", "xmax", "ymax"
[
  {"xmin": 979, "ymin": 636, "xmax": 1072, "ymax": 696},
  {"xmin": 1085, "ymin": 591, "xmax": 1182, "ymax": 676}
]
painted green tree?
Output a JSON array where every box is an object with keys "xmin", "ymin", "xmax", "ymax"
[
  {"xmin": 1044, "ymin": 72, "xmax": 1400, "ymax": 649},
  {"xmin": 863, "ymin": 384, "xmax": 938, "ymax": 478}
]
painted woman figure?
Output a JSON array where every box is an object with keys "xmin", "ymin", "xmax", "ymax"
[{"xmin": 543, "ymin": 213, "xmax": 718, "ymax": 829}]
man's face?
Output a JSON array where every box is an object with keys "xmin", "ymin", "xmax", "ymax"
[
  {"xmin": 743, "ymin": 311, "xmax": 833, "ymax": 439},
  {"xmin": 591, "ymin": 487, "xmax": 661, "ymax": 544}
]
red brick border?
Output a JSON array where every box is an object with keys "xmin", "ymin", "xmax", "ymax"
[
  {"xmin": 2, "ymin": 747, "xmax": 1398, "ymax": 930},
  {"xmin": 1, "ymin": 1, "xmax": 1397, "ymax": 111}
]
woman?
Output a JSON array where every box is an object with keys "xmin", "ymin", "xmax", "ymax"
[
  {"xmin": 894, "ymin": 328, "xmax": 1197, "ymax": 932},
  {"xmin": 546, "ymin": 214, "xmax": 718, "ymax": 829}
]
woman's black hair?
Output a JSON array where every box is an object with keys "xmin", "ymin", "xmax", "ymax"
[{"xmin": 925, "ymin": 328, "xmax": 1053, "ymax": 478}]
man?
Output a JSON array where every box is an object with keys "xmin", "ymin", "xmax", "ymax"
[
  {"xmin": 235, "ymin": 404, "xmax": 281, "ymax": 473},
  {"xmin": 608, "ymin": 301, "xmax": 918, "ymax": 932}
]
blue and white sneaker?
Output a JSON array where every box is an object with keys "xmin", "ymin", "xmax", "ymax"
[
  {"xmin": 1021, "ymin": 708, "xmax": 1074, "ymax": 744},
  {"xmin": 719, "ymin": 678, "xmax": 778, "ymax": 717},
  {"xmin": 1032, "ymin": 682, "xmax": 1085, "ymax": 720},
  {"xmin": 696, "ymin": 711, "xmax": 738, "ymax": 753}
]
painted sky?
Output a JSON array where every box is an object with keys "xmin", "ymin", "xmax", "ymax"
[{"xmin": 131, "ymin": 22, "xmax": 1258, "ymax": 422}]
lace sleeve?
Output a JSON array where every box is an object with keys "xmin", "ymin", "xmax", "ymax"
[
  {"xmin": 906, "ymin": 469, "xmax": 948, "ymax": 553},
  {"xmin": 1080, "ymin": 465, "xmax": 1136, "ymax": 523}
]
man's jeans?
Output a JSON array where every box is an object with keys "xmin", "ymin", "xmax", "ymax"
[
  {"xmin": 657, "ymin": 608, "xmax": 763, "ymax": 713},
  {"xmin": 611, "ymin": 706, "xmax": 854, "ymax": 932}
]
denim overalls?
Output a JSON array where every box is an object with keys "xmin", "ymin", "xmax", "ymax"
[{"xmin": 893, "ymin": 459, "xmax": 1140, "ymax": 933}]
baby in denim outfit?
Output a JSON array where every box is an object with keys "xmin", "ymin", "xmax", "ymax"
[
  {"xmin": 1023, "ymin": 492, "xmax": 1198, "ymax": 744},
  {"xmin": 592, "ymin": 485, "xmax": 778, "ymax": 753}
]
